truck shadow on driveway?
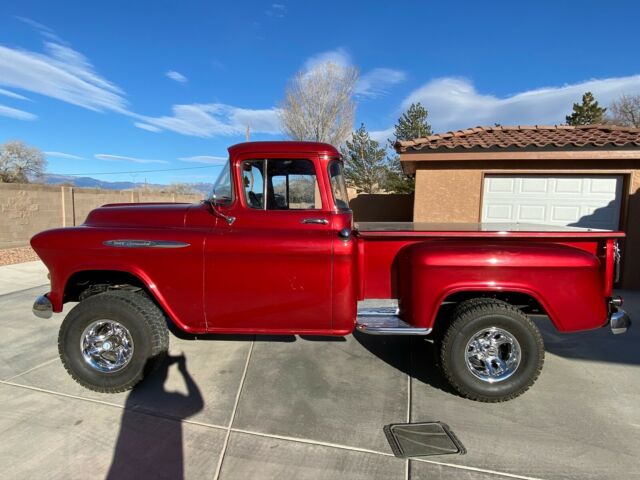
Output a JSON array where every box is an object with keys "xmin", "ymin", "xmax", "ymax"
[
  {"xmin": 533, "ymin": 316, "xmax": 639, "ymax": 365},
  {"xmin": 353, "ymin": 332, "xmax": 458, "ymax": 395},
  {"xmin": 106, "ymin": 354, "xmax": 204, "ymax": 480}
]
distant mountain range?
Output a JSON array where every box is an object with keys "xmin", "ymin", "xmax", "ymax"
[{"xmin": 44, "ymin": 174, "xmax": 213, "ymax": 196}]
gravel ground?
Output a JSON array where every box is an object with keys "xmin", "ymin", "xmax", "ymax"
[{"xmin": 0, "ymin": 246, "xmax": 40, "ymax": 266}]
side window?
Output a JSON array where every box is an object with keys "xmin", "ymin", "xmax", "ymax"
[
  {"xmin": 242, "ymin": 160, "xmax": 265, "ymax": 209},
  {"xmin": 241, "ymin": 159, "xmax": 321, "ymax": 210}
]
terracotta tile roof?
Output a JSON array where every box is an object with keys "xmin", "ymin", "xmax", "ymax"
[{"xmin": 395, "ymin": 124, "xmax": 640, "ymax": 153}]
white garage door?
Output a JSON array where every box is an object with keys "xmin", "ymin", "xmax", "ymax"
[{"xmin": 482, "ymin": 175, "xmax": 623, "ymax": 230}]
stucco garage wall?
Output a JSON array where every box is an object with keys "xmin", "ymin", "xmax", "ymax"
[{"xmin": 412, "ymin": 159, "xmax": 640, "ymax": 288}]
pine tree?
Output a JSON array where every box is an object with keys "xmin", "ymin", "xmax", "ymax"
[
  {"xmin": 383, "ymin": 103, "xmax": 432, "ymax": 193},
  {"xmin": 565, "ymin": 92, "xmax": 607, "ymax": 125},
  {"xmin": 341, "ymin": 123, "xmax": 387, "ymax": 194}
]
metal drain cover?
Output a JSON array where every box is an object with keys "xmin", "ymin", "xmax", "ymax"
[{"xmin": 384, "ymin": 422, "xmax": 466, "ymax": 458}]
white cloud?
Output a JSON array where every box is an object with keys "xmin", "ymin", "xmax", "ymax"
[
  {"xmin": 303, "ymin": 49, "xmax": 406, "ymax": 98},
  {"xmin": 166, "ymin": 70, "xmax": 188, "ymax": 83},
  {"xmin": 133, "ymin": 103, "xmax": 281, "ymax": 137},
  {"xmin": 134, "ymin": 122, "xmax": 162, "ymax": 132},
  {"xmin": 266, "ymin": 3, "xmax": 287, "ymax": 18},
  {"xmin": 178, "ymin": 155, "xmax": 227, "ymax": 164},
  {"xmin": 0, "ymin": 38, "xmax": 127, "ymax": 112},
  {"xmin": 369, "ymin": 127, "xmax": 395, "ymax": 144},
  {"xmin": 356, "ymin": 68, "xmax": 407, "ymax": 98},
  {"xmin": 45, "ymin": 151, "xmax": 85, "ymax": 160},
  {"xmin": 0, "ymin": 88, "xmax": 30, "ymax": 101},
  {"xmin": 15, "ymin": 16, "xmax": 63, "ymax": 43},
  {"xmin": 95, "ymin": 154, "xmax": 169, "ymax": 164},
  {"xmin": 0, "ymin": 104, "xmax": 37, "ymax": 120},
  {"xmin": 304, "ymin": 48, "xmax": 351, "ymax": 71},
  {"xmin": 403, "ymin": 75, "xmax": 640, "ymax": 132}
]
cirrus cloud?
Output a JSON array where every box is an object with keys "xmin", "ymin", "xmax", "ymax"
[
  {"xmin": 132, "ymin": 103, "xmax": 281, "ymax": 137},
  {"xmin": 0, "ymin": 104, "xmax": 37, "ymax": 120},
  {"xmin": 44, "ymin": 151, "xmax": 85, "ymax": 160},
  {"xmin": 403, "ymin": 75, "xmax": 640, "ymax": 132},
  {"xmin": 94, "ymin": 154, "xmax": 169, "ymax": 164},
  {"xmin": 178, "ymin": 155, "xmax": 227, "ymax": 164},
  {"xmin": 166, "ymin": 70, "xmax": 188, "ymax": 83}
]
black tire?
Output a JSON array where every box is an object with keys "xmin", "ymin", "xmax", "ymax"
[
  {"xmin": 58, "ymin": 290, "xmax": 169, "ymax": 393},
  {"xmin": 439, "ymin": 299, "xmax": 544, "ymax": 402}
]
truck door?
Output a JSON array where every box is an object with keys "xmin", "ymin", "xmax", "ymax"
[{"xmin": 204, "ymin": 156, "xmax": 334, "ymax": 333}]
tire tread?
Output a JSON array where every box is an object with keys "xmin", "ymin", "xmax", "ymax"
[
  {"xmin": 58, "ymin": 289, "xmax": 169, "ymax": 393},
  {"xmin": 440, "ymin": 299, "xmax": 544, "ymax": 402}
]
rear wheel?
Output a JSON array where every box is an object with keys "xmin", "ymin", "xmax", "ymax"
[
  {"xmin": 58, "ymin": 290, "xmax": 169, "ymax": 393},
  {"xmin": 439, "ymin": 299, "xmax": 544, "ymax": 402}
]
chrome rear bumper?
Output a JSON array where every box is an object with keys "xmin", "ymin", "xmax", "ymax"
[
  {"xmin": 33, "ymin": 295, "xmax": 53, "ymax": 319},
  {"xmin": 609, "ymin": 308, "xmax": 631, "ymax": 334},
  {"xmin": 608, "ymin": 297, "xmax": 630, "ymax": 334}
]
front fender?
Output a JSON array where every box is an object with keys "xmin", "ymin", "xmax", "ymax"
[
  {"xmin": 31, "ymin": 226, "xmax": 206, "ymax": 334},
  {"xmin": 398, "ymin": 241, "xmax": 607, "ymax": 332}
]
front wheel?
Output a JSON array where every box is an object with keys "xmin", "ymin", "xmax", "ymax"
[
  {"xmin": 58, "ymin": 290, "xmax": 169, "ymax": 393},
  {"xmin": 439, "ymin": 299, "xmax": 544, "ymax": 402}
]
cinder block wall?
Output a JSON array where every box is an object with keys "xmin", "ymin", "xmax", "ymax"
[{"xmin": 0, "ymin": 184, "xmax": 202, "ymax": 248}]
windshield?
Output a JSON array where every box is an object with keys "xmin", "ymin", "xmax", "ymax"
[
  {"xmin": 328, "ymin": 160, "xmax": 350, "ymax": 210},
  {"xmin": 211, "ymin": 160, "xmax": 233, "ymax": 204}
]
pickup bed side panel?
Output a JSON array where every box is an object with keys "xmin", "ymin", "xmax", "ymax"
[{"xmin": 397, "ymin": 241, "xmax": 608, "ymax": 332}]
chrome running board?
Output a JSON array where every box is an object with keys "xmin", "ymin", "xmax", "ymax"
[{"xmin": 356, "ymin": 307, "xmax": 432, "ymax": 335}]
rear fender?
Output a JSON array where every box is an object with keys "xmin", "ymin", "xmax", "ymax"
[{"xmin": 398, "ymin": 241, "xmax": 608, "ymax": 332}]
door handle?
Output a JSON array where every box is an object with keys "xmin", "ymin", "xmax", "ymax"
[{"xmin": 301, "ymin": 218, "xmax": 329, "ymax": 225}]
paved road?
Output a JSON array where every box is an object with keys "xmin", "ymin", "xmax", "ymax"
[{"xmin": 0, "ymin": 261, "xmax": 638, "ymax": 479}]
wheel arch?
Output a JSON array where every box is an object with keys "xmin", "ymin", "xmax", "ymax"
[
  {"xmin": 62, "ymin": 268, "xmax": 197, "ymax": 333},
  {"xmin": 430, "ymin": 287, "xmax": 558, "ymax": 335}
]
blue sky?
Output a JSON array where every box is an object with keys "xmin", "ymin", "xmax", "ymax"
[{"xmin": 1, "ymin": 0, "xmax": 639, "ymax": 184}]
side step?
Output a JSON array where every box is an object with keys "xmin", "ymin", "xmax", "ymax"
[{"xmin": 356, "ymin": 307, "xmax": 432, "ymax": 335}]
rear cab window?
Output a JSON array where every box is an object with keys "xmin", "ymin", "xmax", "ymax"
[{"xmin": 328, "ymin": 160, "xmax": 350, "ymax": 210}]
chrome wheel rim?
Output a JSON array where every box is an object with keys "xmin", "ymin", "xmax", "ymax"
[
  {"xmin": 81, "ymin": 320, "xmax": 134, "ymax": 373},
  {"xmin": 465, "ymin": 327, "xmax": 521, "ymax": 383}
]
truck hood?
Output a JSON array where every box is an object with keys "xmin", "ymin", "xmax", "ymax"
[{"xmin": 83, "ymin": 202, "xmax": 195, "ymax": 228}]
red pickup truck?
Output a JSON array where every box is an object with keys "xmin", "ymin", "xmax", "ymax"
[{"xmin": 31, "ymin": 141, "xmax": 630, "ymax": 402}]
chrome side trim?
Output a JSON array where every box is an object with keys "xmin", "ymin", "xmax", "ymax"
[
  {"xmin": 103, "ymin": 239, "xmax": 190, "ymax": 249},
  {"xmin": 301, "ymin": 218, "xmax": 329, "ymax": 225},
  {"xmin": 33, "ymin": 295, "xmax": 53, "ymax": 319}
]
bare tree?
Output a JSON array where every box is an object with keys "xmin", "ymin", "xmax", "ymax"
[
  {"xmin": 609, "ymin": 94, "xmax": 640, "ymax": 127},
  {"xmin": 0, "ymin": 140, "xmax": 47, "ymax": 183},
  {"xmin": 280, "ymin": 61, "xmax": 358, "ymax": 147}
]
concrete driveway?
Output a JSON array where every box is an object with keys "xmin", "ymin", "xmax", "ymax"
[{"xmin": 0, "ymin": 261, "xmax": 638, "ymax": 480}]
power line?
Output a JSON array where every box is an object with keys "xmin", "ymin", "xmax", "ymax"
[{"xmin": 50, "ymin": 165, "xmax": 221, "ymax": 176}]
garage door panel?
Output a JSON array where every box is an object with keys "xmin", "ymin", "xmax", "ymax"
[
  {"xmin": 551, "ymin": 205, "xmax": 582, "ymax": 223},
  {"xmin": 554, "ymin": 178, "xmax": 584, "ymax": 194},
  {"xmin": 485, "ymin": 204, "xmax": 513, "ymax": 222},
  {"xmin": 518, "ymin": 205, "xmax": 546, "ymax": 222},
  {"xmin": 485, "ymin": 177, "xmax": 515, "ymax": 193},
  {"xmin": 520, "ymin": 177, "xmax": 548, "ymax": 193},
  {"xmin": 482, "ymin": 175, "xmax": 622, "ymax": 230}
]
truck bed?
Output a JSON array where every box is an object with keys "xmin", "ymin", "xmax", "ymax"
[{"xmin": 355, "ymin": 222, "xmax": 625, "ymax": 238}]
